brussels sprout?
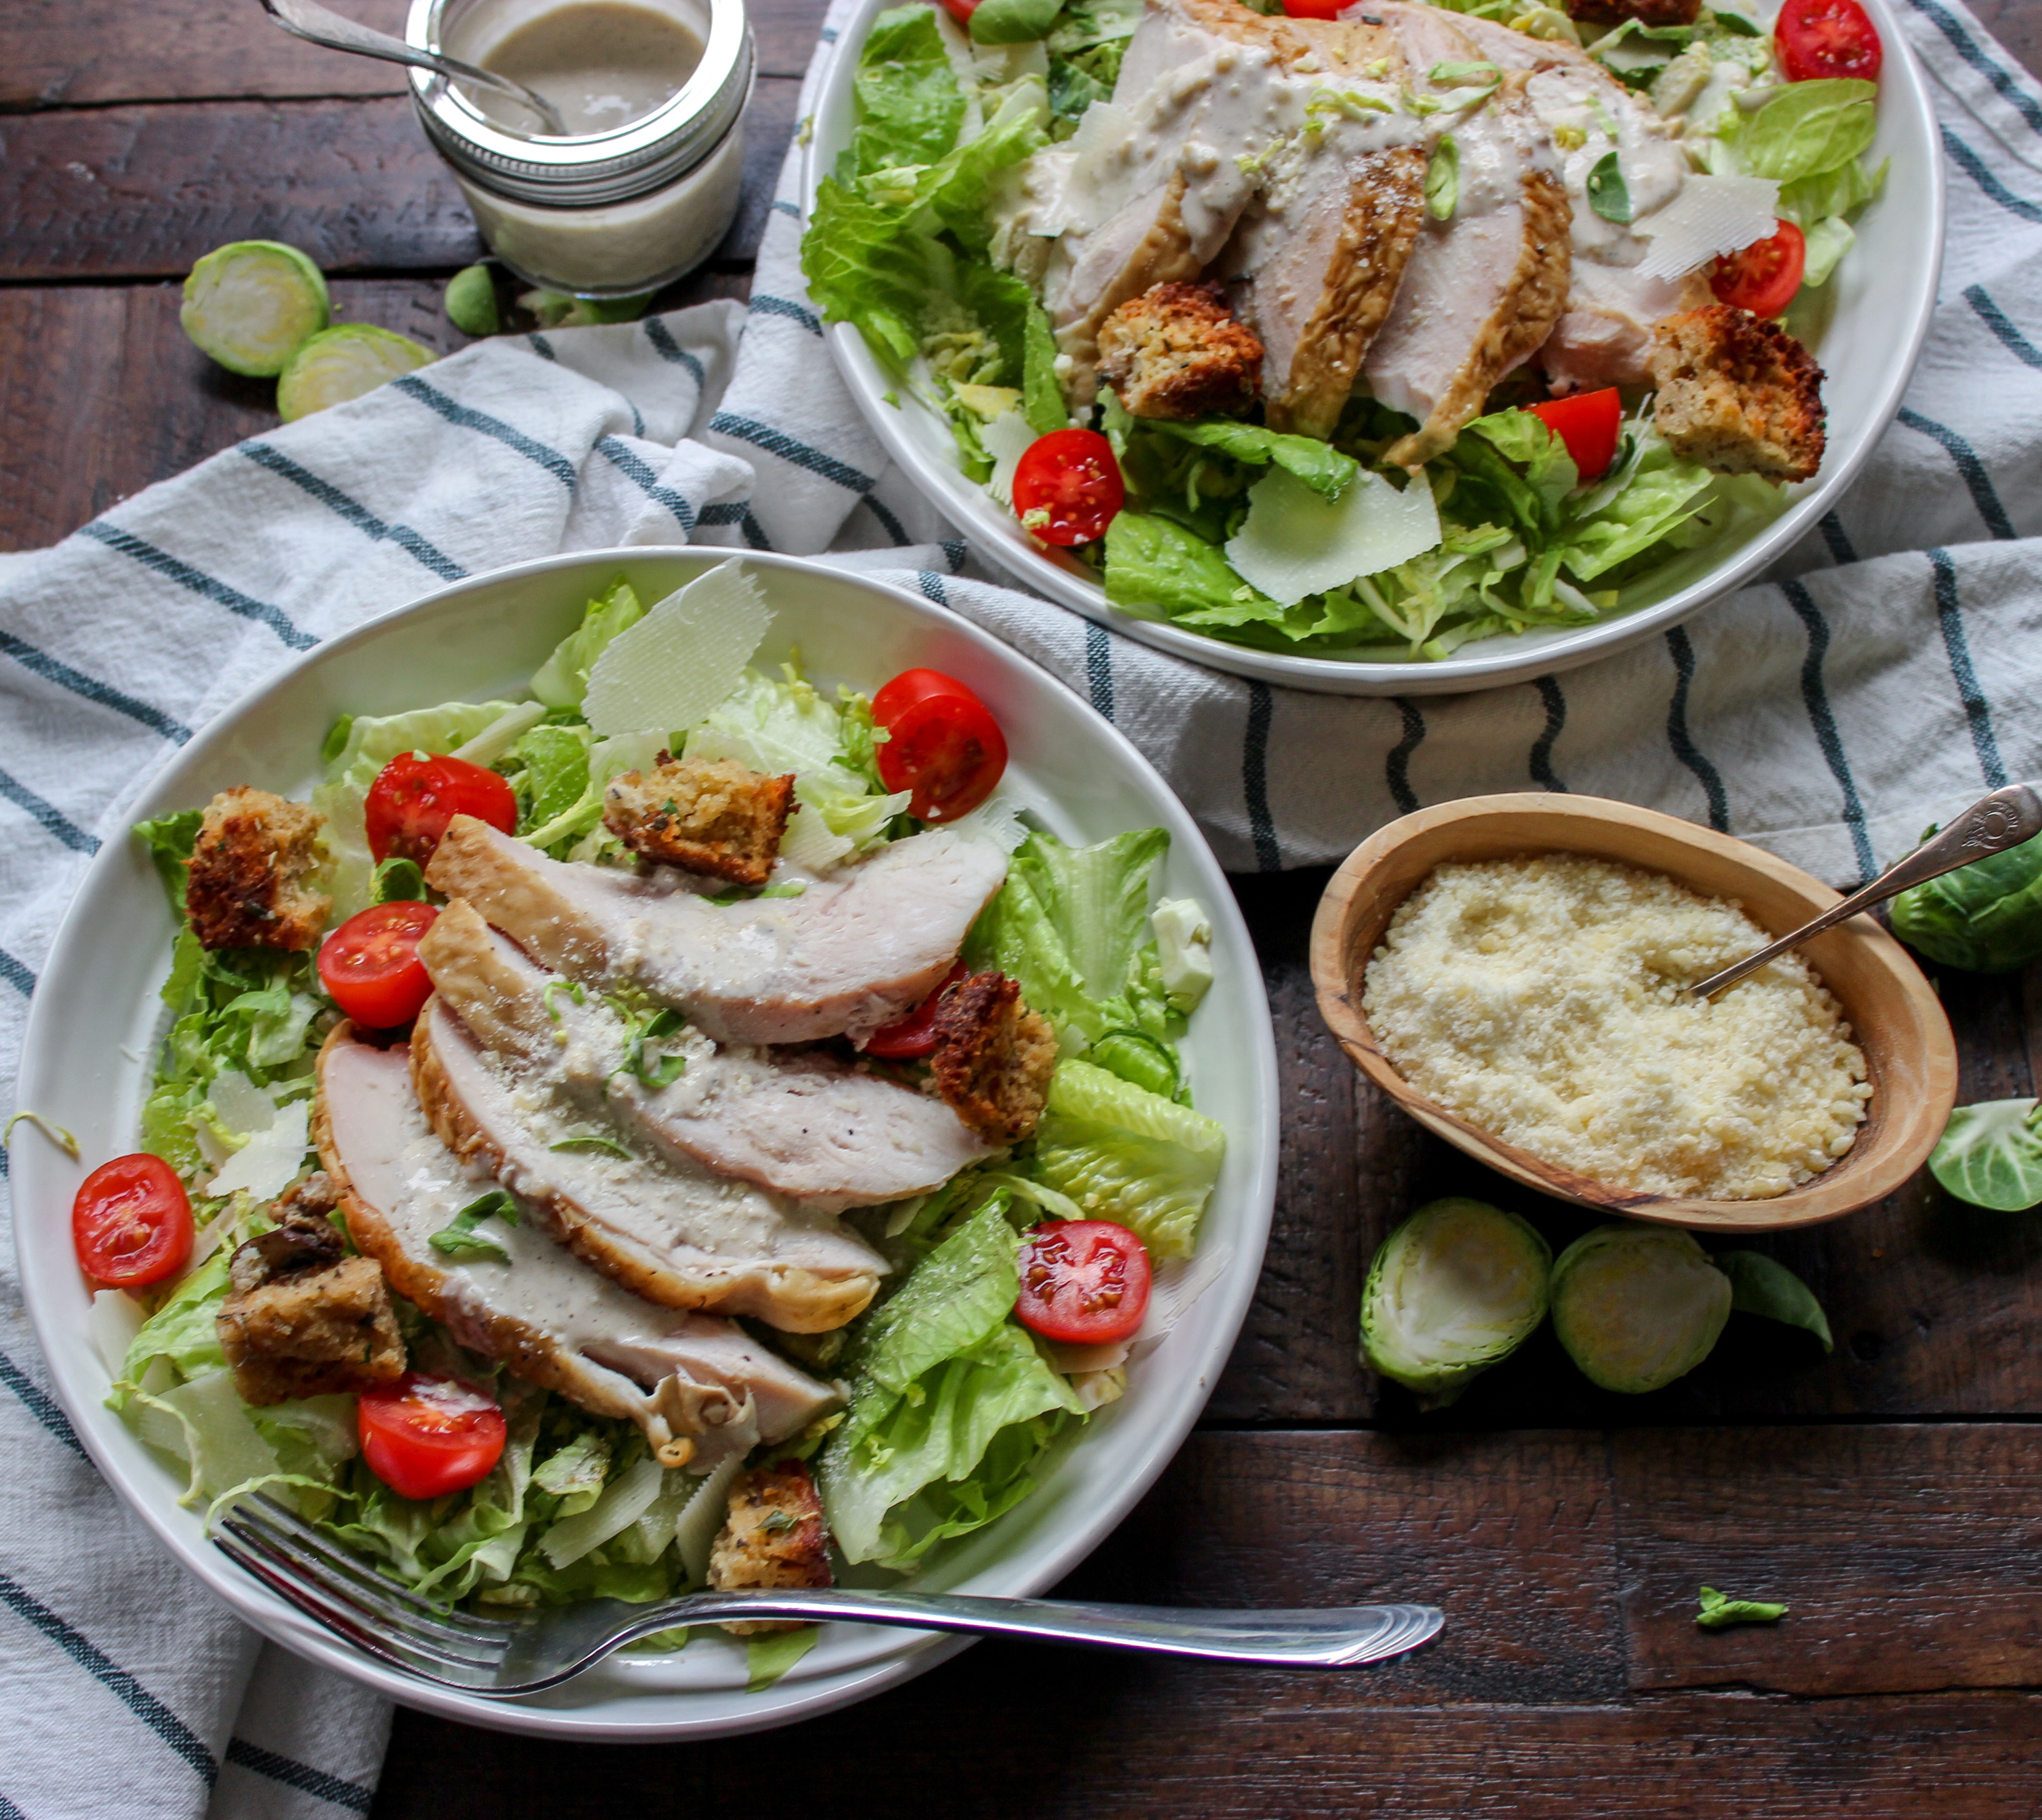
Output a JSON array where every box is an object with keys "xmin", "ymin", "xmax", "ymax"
[
  {"xmin": 276, "ymin": 325, "xmax": 434, "ymax": 422},
  {"xmin": 1549, "ymin": 1224, "xmax": 1730, "ymax": 1394},
  {"xmin": 1359, "ymin": 1198, "xmax": 1551, "ymax": 1407},
  {"xmin": 1929, "ymin": 1097, "xmax": 2042, "ymax": 1211},
  {"xmin": 1890, "ymin": 830, "xmax": 2042, "ymax": 974},
  {"xmin": 444, "ymin": 263, "xmax": 501, "ymax": 338},
  {"xmin": 180, "ymin": 240, "xmax": 330, "ymax": 377}
]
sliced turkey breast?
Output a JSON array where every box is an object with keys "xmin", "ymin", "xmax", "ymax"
[
  {"xmin": 314, "ymin": 1029, "xmax": 840, "ymax": 1469},
  {"xmin": 424, "ymin": 816, "xmax": 1008, "ymax": 1046},
  {"xmin": 419, "ymin": 899, "xmax": 996, "ymax": 1211},
  {"xmin": 411, "ymin": 996, "xmax": 889, "ymax": 1332}
]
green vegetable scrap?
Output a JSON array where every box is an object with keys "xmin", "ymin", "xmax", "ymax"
[
  {"xmin": 1586, "ymin": 150, "xmax": 1632, "ymax": 223},
  {"xmin": 181, "ymin": 241, "xmax": 331, "ymax": 378},
  {"xmin": 444, "ymin": 264, "xmax": 502, "ymax": 338},
  {"xmin": 1696, "ymin": 1585, "xmax": 1787, "ymax": 1629},
  {"xmin": 277, "ymin": 324, "xmax": 434, "ymax": 422},
  {"xmin": 429, "ymin": 1191, "xmax": 520, "ymax": 1265},
  {"xmin": 1890, "ymin": 829, "xmax": 2042, "ymax": 975},
  {"xmin": 1712, "ymin": 1250, "xmax": 1832, "ymax": 1351},
  {"xmin": 1549, "ymin": 1225, "xmax": 1731, "ymax": 1394},
  {"xmin": 1360, "ymin": 1199, "xmax": 1551, "ymax": 1408},
  {"xmin": 1424, "ymin": 135, "xmax": 1460, "ymax": 220},
  {"xmin": 1929, "ymin": 1099, "xmax": 2042, "ymax": 1212}
]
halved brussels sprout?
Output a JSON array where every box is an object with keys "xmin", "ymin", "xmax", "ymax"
[
  {"xmin": 276, "ymin": 325, "xmax": 434, "ymax": 422},
  {"xmin": 1549, "ymin": 1224, "xmax": 1730, "ymax": 1394},
  {"xmin": 181, "ymin": 241, "xmax": 330, "ymax": 377},
  {"xmin": 1890, "ymin": 830, "xmax": 2042, "ymax": 974},
  {"xmin": 1360, "ymin": 1198, "xmax": 1551, "ymax": 1407}
]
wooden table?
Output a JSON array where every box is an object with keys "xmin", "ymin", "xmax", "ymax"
[{"xmin": 8, "ymin": 2, "xmax": 2042, "ymax": 1810}]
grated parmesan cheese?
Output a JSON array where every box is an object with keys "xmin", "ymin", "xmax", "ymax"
[{"xmin": 1362, "ymin": 855, "xmax": 1872, "ymax": 1200}]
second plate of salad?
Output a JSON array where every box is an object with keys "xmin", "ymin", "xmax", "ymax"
[
  {"xmin": 802, "ymin": 0, "xmax": 1940, "ymax": 694},
  {"xmin": 14, "ymin": 548, "xmax": 1278, "ymax": 1739}
]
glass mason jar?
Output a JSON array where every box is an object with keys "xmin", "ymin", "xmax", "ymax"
[{"xmin": 404, "ymin": 0, "xmax": 752, "ymax": 299}]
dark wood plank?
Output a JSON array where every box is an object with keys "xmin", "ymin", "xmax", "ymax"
[
  {"xmin": 1617, "ymin": 1423, "xmax": 2042, "ymax": 1697},
  {"xmin": 0, "ymin": 0, "xmax": 826, "ymax": 107},
  {"xmin": 1966, "ymin": 0, "xmax": 2042, "ymax": 83},
  {"xmin": 0, "ymin": 272, "xmax": 749, "ymax": 552},
  {"xmin": 0, "ymin": 78, "xmax": 797, "ymax": 281}
]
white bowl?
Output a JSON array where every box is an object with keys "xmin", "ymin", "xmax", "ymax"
[
  {"xmin": 13, "ymin": 549, "xmax": 1278, "ymax": 1739},
  {"xmin": 805, "ymin": 0, "xmax": 1944, "ymax": 696}
]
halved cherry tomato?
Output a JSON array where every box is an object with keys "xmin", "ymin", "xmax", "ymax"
[
  {"xmin": 1710, "ymin": 220, "xmax": 1807, "ymax": 319},
  {"xmin": 73, "ymin": 1153, "xmax": 193, "ymax": 1288},
  {"xmin": 318, "ymin": 901, "xmax": 440, "ymax": 1028},
  {"xmin": 1528, "ymin": 387, "xmax": 1623, "ymax": 483},
  {"xmin": 938, "ymin": 0, "xmax": 979, "ymax": 22},
  {"xmin": 358, "ymin": 1373, "xmax": 507, "ymax": 1502},
  {"xmin": 363, "ymin": 753, "xmax": 517, "ymax": 866},
  {"xmin": 1776, "ymin": 0, "xmax": 1882, "ymax": 83},
  {"xmin": 873, "ymin": 668, "xmax": 1008, "ymax": 823},
  {"xmin": 864, "ymin": 960, "xmax": 969, "ymax": 1059},
  {"xmin": 1281, "ymin": 0, "xmax": 1348, "ymax": 16},
  {"xmin": 1015, "ymin": 1221, "xmax": 1152, "ymax": 1347},
  {"xmin": 1011, "ymin": 429, "xmax": 1125, "ymax": 547}
]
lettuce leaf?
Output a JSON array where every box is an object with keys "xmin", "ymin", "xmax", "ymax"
[
  {"xmin": 134, "ymin": 810, "xmax": 204, "ymax": 918},
  {"xmin": 1033, "ymin": 1059, "xmax": 1226, "ymax": 1258},
  {"xmin": 851, "ymin": 5, "xmax": 967, "ymax": 173},
  {"xmin": 530, "ymin": 576, "xmax": 646, "ymax": 709},
  {"xmin": 1105, "ymin": 511, "xmax": 1280, "ymax": 624},
  {"xmin": 1141, "ymin": 417, "xmax": 1361, "ymax": 502},
  {"xmin": 1557, "ymin": 438, "xmax": 1719, "ymax": 581}
]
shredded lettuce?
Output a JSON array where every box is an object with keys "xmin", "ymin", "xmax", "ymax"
[
  {"xmin": 134, "ymin": 810, "xmax": 205, "ymax": 917},
  {"xmin": 530, "ymin": 576, "xmax": 646, "ymax": 710},
  {"xmin": 1033, "ymin": 1059, "xmax": 1225, "ymax": 1259}
]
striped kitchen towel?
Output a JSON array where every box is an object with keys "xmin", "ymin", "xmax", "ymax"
[{"xmin": 0, "ymin": 0, "xmax": 2038, "ymax": 1811}]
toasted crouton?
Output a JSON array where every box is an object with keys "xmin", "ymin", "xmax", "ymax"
[
  {"xmin": 928, "ymin": 971, "xmax": 1058, "ymax": 1144},
  {"xmin": 1650, "ymin": 304, "xmax": 1826, "ymax": 483},
  {"xmin": 185, "ymin": 787, "xmax": 330, "ymax": 952},
  {"xmin": 217, "ymin": 1209, "xmax": 405, "ymax": 1406},
  {"xmin": 1566, "ymin": 0, "xmax": 1699, "ymax": 26},
  {"xmin": 708, "ymin": 1461, "xmax": 832, "ymax": 1635},
  {"xmin": 1097, "ymin": 281, "xmax": 1263, "ymax": 422},
  {"xmin": 602, "ymin": 756, "xmax": 796, "ymax": 887}
]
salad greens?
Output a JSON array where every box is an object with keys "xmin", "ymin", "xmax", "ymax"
[
  {"xmin": 1696, "ymin": 1585, "xmax": 1787, "ymax": 1629},
  {"xmin": 116, "ymin": 566, "xmax": 1225, "ymax": 1688}
]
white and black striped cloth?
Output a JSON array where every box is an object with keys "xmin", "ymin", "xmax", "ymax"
[{"xmin": 0, "ymin": 0, "xmax": 2039, "ymax": 1808}]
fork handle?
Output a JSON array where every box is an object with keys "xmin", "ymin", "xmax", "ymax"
[{"xmin": 590, "ymin": 1590, "xmax": 1442, "ymax": 1672}]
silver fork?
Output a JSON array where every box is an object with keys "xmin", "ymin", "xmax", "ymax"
[{"xmin": 214, "ymin": 1496, "xmax": 1444, "ymax": 1695}]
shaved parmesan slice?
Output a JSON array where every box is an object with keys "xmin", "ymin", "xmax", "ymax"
[
  {"xmin": 90, "ymin": 1288, "xmax": 145, "ymax": 1378},
  {"xmin": 982, "ymin": 410, "xmax": 1038, "ymax": 505},
  {"xmin": 207, "ymin": 1070, "xmax": 275, "ymax": 1139},
  {"xmin": 1634, "ymin": 174, "xmax": 1780, "ymax": 281},
  {"xmin": 1225, "ymin": 468, "xmax": 1441, "ymax": 607},
  {"xmin": 583, "ymin": 562, "xmax": 772, "ymax": 739},
  {"xmin": 207, "ymin": 1099, "xmax": 310, "ymax": 1201}
]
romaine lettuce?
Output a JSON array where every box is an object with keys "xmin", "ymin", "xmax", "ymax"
[
  {"xmin": 530, "ymin": 576, "xmax": 646, "ymax": 710},
  {"xmin": 1713, "ymin": 78, "xmax": 1878, "ymax": 183}
]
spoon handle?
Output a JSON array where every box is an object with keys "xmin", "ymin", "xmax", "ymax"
[
  {"xmin": 257, "ymin": 0, "xmax": 569, "ymax": 135},
  {"xmin": 1689, "ymin": 783, "xmax": 2042, "ymax": 1000}
]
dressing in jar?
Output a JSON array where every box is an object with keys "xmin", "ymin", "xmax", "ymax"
[{"xmin": 404, "ymin": 0, "xmax": 751, "ymax": 298}]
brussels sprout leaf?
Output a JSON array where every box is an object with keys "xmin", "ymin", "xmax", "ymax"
[
  {"xmin": 1697, "ymin": 1585, "xmax": 1787, "ymax": 1629},
  {"xmin": 1712, "ymin": 1251, "xmax": 1832, "ymax": 1351},
  {"xmin": 1929, "ymin": 1098, "xmax": 2042, "ymax": 1211}
]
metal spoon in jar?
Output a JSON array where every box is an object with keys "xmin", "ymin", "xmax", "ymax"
[
  {"xmin": 1687, "ymin": 783, "xmax": 2042, "ymax": 1000},
  {"xmin": 255, "ymin": 0, "xmax": 571, "ymax": 136}
]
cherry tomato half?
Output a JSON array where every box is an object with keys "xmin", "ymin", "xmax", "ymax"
[
  {"xmin": 938, "ymin": 0, "xmax": 979, "ymax": 22},
  {"xmin": 873, "ymin": 669, "xmax": 1008, "ymax": 823},
  {"xmin": 1776, "ymin": 0, "xmax": 1882, "ymax": 83},
  {"xmin": 358, "ymin": 1373, "xmax": 507, "ymax": 1502},
  {"xmin": 1281, "ymin": 0, "xmax": 1349, "ymax": 16},
  {"xmin": 1015, "ymin": 1221, "xmax": 1152, "ymax": 1347},
  {"xmin": 318, "ymin": 901, "xmax": 440, "ymax": 1028},
  {"xmin": 1528, "ymin": 387, "xmax": 1623, "ymax": 483},
  {"xmin": 73, "ymin": 1153, "xmax": 193, "ymax": 1288},
  {"xmin": 1710, "ymin": 220, "xmax": 1807, "ymax": 319},
  {"xmin": 363, "ymin": 752, "xmax": 517, "ymax": 866},
  {"xmin": 864, "ymin": 960, "xmax": 970, "ymax": 1059},
  {"xmin": 1011, "ymin": 429, "xmax": 1125, "ymax": 548}
]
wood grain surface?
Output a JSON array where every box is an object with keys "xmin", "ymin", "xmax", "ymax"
[{"xmin": 2, "ymin": 0, "xmax": 2040, "ymax": 1812}]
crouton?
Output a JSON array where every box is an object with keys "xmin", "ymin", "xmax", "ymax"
[
  {"xmin": 601, "ymin": 756, "xmax": 796, "ymax": 887},
  {"xmin": 185, "ymin": 787, "xmax": 331, "ymax": 952},
  {"xmin": 1649, "ymin": 304, "xmax": 1826, "ymax": 483},
  {"xmin": 707, "ymin": 1461, "xmax": 832, "ymax": 1635},
  {"xmin": 217, "ymin": 1210, "xmax": 405, "ymax": 1406},
  {"xmin": 928, "ymin": 971, "xmax": 1058, "ymax": 1144},
  {"xmin": 1097, "ymin": 281, "xmax": 1263, "ymax": 422},
  {"xmin": 1566, "ymin": 0, "xmax": 1699, "ymax": 26}
]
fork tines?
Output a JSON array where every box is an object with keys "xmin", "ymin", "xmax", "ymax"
[{"xmin": 214, "ymin": 1494, "xmax": 514, "ymax": 1687}]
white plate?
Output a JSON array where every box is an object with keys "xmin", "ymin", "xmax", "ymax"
[
  {"xmin": 805, "ymin": 0, "xmax": 1944, "ymax": 696},
  {"xmin": 13, "ymin": 549, "xmax": 1278, "ymax": 1740}
]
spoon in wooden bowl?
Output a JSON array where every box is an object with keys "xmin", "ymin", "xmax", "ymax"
[
  {"xmin": 256, "ymin": 0, "xmax": 570, "ymax": 135},
  {"xmin": 1687, "ymin": 783, "xmax": 2042, "ymax": 1000}
]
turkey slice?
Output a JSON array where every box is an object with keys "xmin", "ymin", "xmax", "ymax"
[
  {"xmin": 424, "ymin": 816, "xmax": 1008, "ymax": 1046},
  {"xmin": 314, "ymin": 1029, "xmax": 840, "ymax": 1469},
  {"xmin": 418, "ymin": 899, "xmax": 995, "ymax": 1212}
]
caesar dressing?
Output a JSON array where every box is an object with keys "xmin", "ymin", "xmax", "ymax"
[{"xmin": 467, "ymin": 1, "xmax": 703, "ymax": 134}]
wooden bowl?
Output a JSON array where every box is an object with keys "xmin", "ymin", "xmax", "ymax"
[{"xmin": 1309, "ymin": 794, "xmax": 1958, "ymax": 1232}]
